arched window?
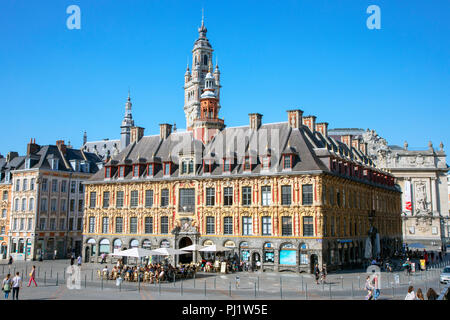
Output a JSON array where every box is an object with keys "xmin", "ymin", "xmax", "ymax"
[
  {"xmin": 113, "ymin": 239, "xmax": 122, "ymax": 251},
  {"xmin": 29, "ymin": 198, "xmax": 34, "ymax": 211},
  {"xmin": 99, "ymin": 239, "xmax": 110, "ymax": 254},
  {"xmin": 203, "ymin": 54, "xmax": 208, "ymax": 65},
  {"xmin": 130, "ymin": 239, "xmax": 139, "ymax": 248},
  {"xmin": 21, "ymin": 198, "xmax": 26, "ymax": 211}
]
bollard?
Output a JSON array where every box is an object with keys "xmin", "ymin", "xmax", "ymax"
[
  {"xmin": 194, "ymin": 273, "xmax": 196, "ymax": 288},
  {"xmin": 322, "ymin": 279, "xmax": 324, "ymax": 291},
  {"xmin": 138, "ymin": 275, "xmax": 141, "ymax": 292},
  {"xmin": 257, "ymin": 276, "xmax": 260, "ymax": 292},
  {"xmin": 358, "ymin": 276, "xmax": 361, "ymax": 290},
  {"xmin": 204, "ymin": 280, "xmax": 207, "ymax": 297},
  {"xmin": 214, "ymin": 277, "xmax": 216, "ymax": 289},
  {"xmin": 229, "ymin": 282, "xmax": 231, "ymax": 297},
  {"xmin": 301, "ymin": 275, "xmax": 304, "ymax": 291},
  {"xmin": 341, "ymin": 276, "xmax": 344, "ymax": 289},
  {"xmin": 51, "ymin": 266, "xmax": 52, "ymax": 278},
  {"xmin": 101, "ymin": 276, "xmax": 103, "ymax": 290},
  {"xmin": 63, "ymin": 269, "xmax": 66, "ymax": 281},
  {"xmin": 44, "ymin": 271, "xmax": 47, "ymax": 286},
  {"xmin": 56, "ymin": 272, "xmax": 59, "ymax": 286},
  {"xmin": 305, "ymin": 282, "xmax": 308, "ymax": 300},
  {"xmin": 254, "ymin": 282, "xmax": 257, "ymax": 298},
  {"xmin": 38, "ymin": 266, "xmax": 40, "ymax": 277},
  {"xmin": 85, "ymin": 273, "xmax": 87, "ymax": 288},
  {"xmin": 351, "ymin": 282, "xmax": 354, "ymax": 298},
  {"xmin": 181, "ymin": 278, "xmax": 183, "ymax": 296},
  {"xmin": 392, "ymin": 285, "xmax": 395, "ymax": 299},
  {"xmin": 280, "ymin": 277, "xmax": 283, "ymax": 300},
  {"xmin": 329, "ymin": 283, "xmax": 332, "ymax": 299},
  {"xmin": 173, "ymin": 273, "xmax": 176, "ymax": 287},
  {"xmin": 25, "ymin": 266, "xmax": 28, "ymax": 279}
]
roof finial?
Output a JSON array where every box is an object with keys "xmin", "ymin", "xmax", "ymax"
[
  {"xmin": 128, "ymin": 87, "xmax": 131, "ymax": 101},
  {"xmin": 202, "ymin": 7, "xmax": 204, "ymax": 26}
]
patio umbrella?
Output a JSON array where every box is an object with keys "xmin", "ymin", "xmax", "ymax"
[
  {"xmin": 199, "ymin": 244, "xmax": 232, "ymax": 252},
  {"xmin": 180, "ymin": 244, "xmax": 206, "ymax": 251},
  {"xmin": 109, "ymin": 247, "xmax": 159, "ymax": 258},
  {"xmin": 407, "ymin": 243, "xmax": 426, "ymax": 249},
  {"xmin": 153, "ymin": 248, "xmax": 189, "ymax": 256}
]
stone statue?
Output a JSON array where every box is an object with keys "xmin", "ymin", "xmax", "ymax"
[{"xmin": 414, "ymin": 182, "xmax": 430, "ymax": 214}]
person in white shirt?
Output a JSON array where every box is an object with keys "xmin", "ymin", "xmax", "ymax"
[
  {"xmin": 405, "ymin": 286, "xmax": 416, "ymax": 300},
  {"xmin": 11, "ymin": 272, "xmax": 22, "ymax": 300},
  {"xmin": 77, "ymin": 255, "xmax": 82, "ymax": 266}
]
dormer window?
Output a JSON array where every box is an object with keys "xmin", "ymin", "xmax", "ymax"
[
  {"xmin": 51, "ymin": 159, "xmax": 59, "ymax": 170},
  {"xmin": 5, "ymin": 171, "xmax": 10, "ymax": 183},
  {"xmin": 262, "ymin": 156, "xmax": 270, "ymax": 169},
  {"xmin": 181, "ymin": 158, "xmax": 194, "ymax": 175},
  {"xmin": 70, "ymin": 160, "xmax": 80, "ymax": 172},
  {"xmin": 119, "ymin": 166, "xmax": 125, "ymax": 178},
  {"xmin": 243, "ymin": 157, "xmax": 251, "ymax": 172},
  {"xmin": 283, "ymin": 155, "xmax": 292, "ymax": 170},
  {"xmin": 147, "ymin": 163, "xmax": 154, "ymax": 176},
  {"xmin": 203, "ymin": 160, "xmax": 213, "ymax": 173},
  {"xmin": 105, "ymin": 167, "xmax": 111, "ymax": 179},
  {"xmin": 80, "ymin": 161, "xmax": 90, "ymax": 173},
  {"xmin": 223, "ymin": 159, "xmax": 231, "ymax": 172},
  {"xmin": 132, "ymin": 165, "xmax": 140, "ymax": 178},
  {"xmin": 25, "ymin": 158, "xmax": 31, "ymax": 169},
  {"xmin": 163, "ymin": 162, "xmax": 171, "ymax": 176}
]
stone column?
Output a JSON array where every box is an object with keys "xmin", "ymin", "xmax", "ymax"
[{"xmin": 430, "ymin": 177, "xmax": 438, "ymax": 215}]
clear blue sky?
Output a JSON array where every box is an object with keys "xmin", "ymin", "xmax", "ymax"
[{"xmin": 1, "ymin": 0, "xmax": 449, "ymax": 155}]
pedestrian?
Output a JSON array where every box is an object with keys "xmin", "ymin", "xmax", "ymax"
[
  {"xmin": 101, "ymin": 253, "xmax": 107, "ymax": 264},
  {"xmin": 416, "ymin": 288, "xmax": 424, "ymax": 300},
  {"xmin": 405, "ymin": 286, "xmax": 416, "ymax": 300},
  {"xmin": 54, "ymin": 249, "xmax": 57, "ymax": 260},
  {"xmin": 8, "ymin": 255, "xmax": 13, "ymax": 265},
  {"xmin": 70, "ymin": 256, "xmax": 75, "ymax": 266},
  {"xmin": 321, "ymin": 265, "xmax": 327, "ymax": 284},
  {"xmin": 77, "ymin": 255, "xmax": 82, "ymax": 266},
  {"xmin": 27, "ymin": 265, "xmax": 38, "ymax": 287},
  {"xmin": 2, "ymin": 274, "xmax": 12, "ymax": 299},
  {"xmin": 426, "ymin": 288, "xmax": 438, "ymax": 300},
  {"xmin": 372, "ymin": 274, "xmax": 380, "ymax": 300},
  {"xmin": 365, "ymin": 276, "xmax": 374, "ymax": 300},
  {"xmin": 314, "ymin": 264, "xmax": 320, "ymax": 284},
  {"xmin": 11, "ymin": 272, "xmax": 22, "ymax": 300}
]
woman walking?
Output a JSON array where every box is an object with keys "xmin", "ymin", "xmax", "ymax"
[
  {"xmin": 314, "ymin": 264, "xmax": 320, "ymax": 284},
  {"xmin": 365, "ymin": 276, "xmax": 374, "ymax": 300},
  {"xmin": 426, "ymin": 288, "xmax": 438, "ymax": 300},
  {"xmin": 416, "ymin": 288, "xmax": 424, "ymax": 300},
  {"xmin": 2, "ymin": 274, "xmax": 12, "ymax": 299},
  {"xmin": 28, "ymin": 265, "xmax": 38, "ymax": 287}
]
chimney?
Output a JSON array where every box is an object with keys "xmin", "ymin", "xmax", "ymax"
[
  {"xmin": 341, "ymin": 135, "xmax": 353, "ymax": 148},
  {"xmin": 249, "ymin": 113, "xmax": 262, "ymax": 130},
  {"xmin": 27, "ymin": 138, "xmax": 40, "ymax": 155},
  {"xmin": 6, "ymin": 152, "xmax": 18, "ymax": 163},
  {"xmin": 315, "ymin": 122, "xmax": 329, "ymax": 136},
  {"xmin": 159, "ymin": 123, "xmax": 172, "ymax": 140},
  {"xmin": 287, "ymin": 109, "xmax": 303, "ymax": 129},
  {"xmin": 130, "ymin": 126, "xmax": 145, "ymax": 144},
  {"xmin": 351, "ymin": 137, "xmax": 361, "ymax": 150},
  {"xmin": 56, "ymin": 140, "xmax": 67, "ymax": 155},
  {"xmin": 302, "ymin": 115, "xmax": 316, "ymax": 132}
]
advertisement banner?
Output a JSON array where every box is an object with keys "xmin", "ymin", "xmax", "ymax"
[
  {"xmin": 279, "ymin": 250, "xmax": 296, "ymax": 265},
  {"xmin": 404, "ymin": 180, "xmax": 412, "ymax": 212}
]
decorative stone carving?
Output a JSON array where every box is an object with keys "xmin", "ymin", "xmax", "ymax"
[{"xmin": 414, "ymin": 181, "xmax": 430, "ymax": 215}]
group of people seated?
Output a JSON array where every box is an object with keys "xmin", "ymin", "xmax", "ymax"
[{"xmin": 98, "ymin": 260, "xmax": 197, "ymax": 283}]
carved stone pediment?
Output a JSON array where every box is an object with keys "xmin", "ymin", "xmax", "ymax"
[{"xmin": 172, "ymin": 217, "xmax": 199, "ymax": 235}]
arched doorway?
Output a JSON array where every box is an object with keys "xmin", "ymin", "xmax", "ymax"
[
  {"xmin": 84, "ymin": 246, "xmax": 90, "ymax": 263},
  {"xmin": 179, "ymin": 237, "xmax": 192, "ymax": 264},
  {"xmin": 310, "ymin": 254, "xmax": 318, "ymax": 274}
]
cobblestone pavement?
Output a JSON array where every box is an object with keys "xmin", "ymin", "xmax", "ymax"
[{"xmin": 0, "ymin": 258, "xmax": 448, "ymax": 300}]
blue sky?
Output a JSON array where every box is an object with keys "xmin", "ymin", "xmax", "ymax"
[{"xmin": 0, "ymin": 0, "xmax": 449, "ymax": 155}]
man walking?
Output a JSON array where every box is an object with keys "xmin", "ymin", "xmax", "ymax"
[
  {"xmin": 77, "ymin": 255, "xmax": 82, "ymax": 266},
  {"xmin": 27, "ymin": 265, "xmax": 37, "ymax": 287},
  {"xmin": 11, "ymin": 272, "xmax": 22, "ymax": 300}
]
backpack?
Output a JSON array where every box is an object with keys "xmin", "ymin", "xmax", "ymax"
[{"xmin": 3, "ymin": 281, "xmax": 10, "ymax": 291}]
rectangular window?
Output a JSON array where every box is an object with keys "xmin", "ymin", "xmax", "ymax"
[
  {"xmin": 147, "ymin": 163, "xmax": 153, "ymax": 176},
  {"xmin": 145, "ymin": 190, "xmax": 153, "ymax": 208},
  {"xmin": 133, "ymin": 165, "xmax": 139, "ymax": 177},
  {"xmin": 179, "ymin": 188, "xmax": 195, "ymax": 212},
  {"xmin": 20, "ymin": 218, "xmax": 25, "ymax": 230},
  {"xmin": 70, "ymin": 181, "xmax": 76, "ymax": 193},
  {"xmin": 164, "ymin": 163, "xmax": 170, "ymax": 176},
  {"xmin": 15, "ymin": 179, "xmax": 20, "ymax": 191},
  {"xmin": 206, "ymin": 188, "xmax": 215, "ymax": 206},
  {"xmin": 283, "ymin": 156, "xmax": 291, "ymax": 169},
  {"xmin": 40, "ymin": 198, "xmax": 48, "ymax": 212},
  {"xmin": 52, "ymin": 179, "xmax": 58, "ymax": 192},
  {"xmin": 61, "ymin": 180, "xmax": 66, "ymax": 193},
  {"xmin": 89, "ymin": 192, "xmax": 96, "ymax": 208},
  {"xmin": 49, "ymin": 218, "xmax": 56, "ymax": 231},
  {"xmin": 160, "ymin": 216, "xmax": 169, "ymax": 234},
  {"xmin": 223, "ymin": 159, "xmax": 231, "ymax": 172},
  {"xmin": 69, "ymin": 218, "xmax": 74, "ymax": 231},
  {"xmin": 39, "ymin": 218, "xmax": 46, "ymax": 231},
  {"xmin": 103, "ymin": 191, "xmax": 110, "ymax": 208},
  {"xmin": 23, "ymin": 179, "xmax": 28, "ymax": 191},
  {"xmin": 261, "ymin": 186, "xmax": 271, "ymax": 206},
  {"xmin": 2, "ymin": 191, "xmax": 7, "ymax": 201},
  {"xmin": 116, "ymin": 191, "xmax": 124, "ymax": 208},
  {"xmin": 223, "ymin": 187, "xmax": 233, "ymax": 206},
  {"xmin": 242, "ymin": 187, "xmax": 252, "ymax": 206},
  {"xmin": 119, "ymin": 166, "xmax": 125, "ymax": 177},
  {"xmin": 60, "ymin": 199, "xmax": 66, "ymax": 212},
  {"xmin": 161, "ymin": 189, "xmax": 169, "ymax": 207},
  {"xmin": 262, "ymin": 157, "xmax": 270, "ymax": 169},
  {"xmin": 281, "ymin": 185, "xmax": 292, "ymax": 206},
  {"xmin": 323, "ymin": 216, "xmax": 328, "ymax": 237},
  {"xmin": 77, "ymin": 217, "xmax": 82, "ymax": 231},
  {"xmin": 302, "ymin": 184, "xmax": 313, "ymax": 205},
  {"xmin": 78, "ymin": 199, "xmax": 83, "ymax": 212},
  {"xmin": 79, "ymin": 183, "xmax": 83, "ymax": 193},
  {"xmin": 42, "ymin": 178, "xmax": 47, "ymax": 192},
  {"xmin": 1, "ymin": 209, "xmax": 6, "ymax": 218},
  {"xmin": 144, "ymin": 217, "xmax": 153, "ymax": 234},
  {"xmin": 51, "ymin": 199, "xmax": 57, "ymax": 212},
  {"xmin": 30, "ymin": 178, "xmax": 35, "ymax": 190},
  {"xmin": 60, "ymin": 218, "xmax": 65, "ymax": 230},
  {"xmin": 322, "ymin": 185, "xmax": 327, "ymax": 205},
  {"xmin": 89, "ymin": 216, "xmax": 95, "ymax": 233},
  {"xmin": 69, "ymin": 199, "xmax": 75, "ymax": 212},
  {"xmin": 282, "ymin": 216, "xmax": 292, "ymax": 236},
  {"xmin": 102, "ymin": 217, "xmax": 109, "ymax": 234},
  {"xmin": 115, "ymin": 217, "xmax": 123, "ymax": 233},
  {"xmin": 262, "ymin": 216, "xmax": 272, "ymax": 236},
  {"xmin": 13, "ymin": 218, "xmax": 17, "ymax": 230},
  {"xmin": 130, "ymin": 190, "xmax": 139, "ymax": 208},
  {"xmin": 206, "ymin": 216, "xmax": 215, "ymax": 234},
  {"xmin": 303, "ymin": 216, "xmax": 314, "ymax": 236},
  {"xmin": 244, "ymin": 157, "xmax": 251, "ymax": 171},
  {"xmin": 223, "ymin": 217, "xmax": 233, "ymax": 235},
  {"xmin": 242, "ymin": 216, "xmax": 252, "ymax": 236},
  {"xmin": 130, "ymin": 217, "xmax": 137, "ymax": 233}
]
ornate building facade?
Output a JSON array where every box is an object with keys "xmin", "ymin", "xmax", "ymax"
[
  {"xmin": 82, "ymin": 21, "xmax": 402, "ymax": 272},
  {"xmin": 7, "ymin": 139, "xmax": 101, "ymax": 261},
  {"xmin": 329, "ymin": 128, "xmax": 450, "ymax": 252}
]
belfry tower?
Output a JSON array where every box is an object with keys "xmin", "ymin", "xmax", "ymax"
[
  {"xmin": 184, "ymin": 14, "xmax": 221, "ymax": 130},
  {"xmin": 120, "ymin": 92, "xmax": 134, "ymax": 151}
]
